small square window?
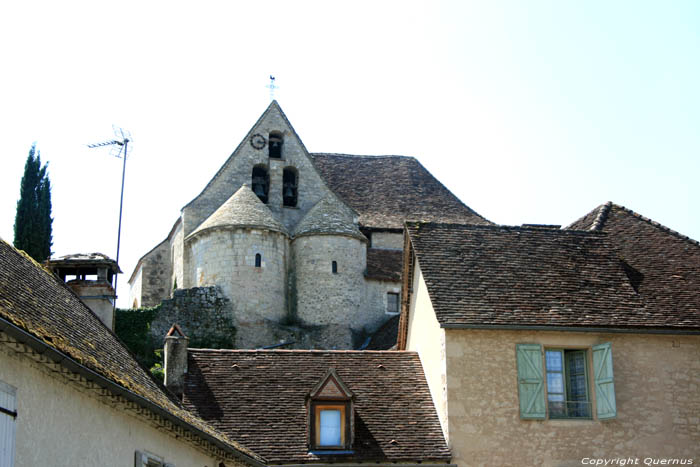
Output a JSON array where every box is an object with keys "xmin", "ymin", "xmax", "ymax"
[{"xmin": 386, "ymin": 292, "xmax": 399, "ymax": 314}]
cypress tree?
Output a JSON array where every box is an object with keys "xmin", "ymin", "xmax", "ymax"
[{"xmin": 14, "ymin": 144, "xmax": 53, "ymax": 262}]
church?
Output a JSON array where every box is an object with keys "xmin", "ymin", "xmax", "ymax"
[{"xmin": 128, "ymin": 101, "xmax": 490, "ymax": 349}]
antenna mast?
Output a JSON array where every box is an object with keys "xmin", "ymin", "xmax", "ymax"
[{"xmin": 87, "ymin": 126, "xmax": 132, "ymax": 309}]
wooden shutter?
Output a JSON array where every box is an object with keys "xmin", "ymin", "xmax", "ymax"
[
  {"xmin": 592, "ymin": 342, "xmax": 617, "ymax": 420},
  {"xmin": 0, "ymin": 381, "xmax": 17, "ymax": 467},
  {"xmin": 516, "ymin": 344, "xmax": 545, "ymax": 419}
]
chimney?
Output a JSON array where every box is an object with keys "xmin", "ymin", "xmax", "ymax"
[{"xmin": 164, "ymin": 324, "xmax": 189, "ymax": 398}]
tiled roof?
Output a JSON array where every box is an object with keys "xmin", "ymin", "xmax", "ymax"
[
  {"xmin": 365, "ymin": 315, "xmax": 400, "ymax": 350},
  {"xmin": 567, "ymin": 202, "xmax": 700, "ymax": 325},
  {"xmin": 293, "ymin": 195, "xmax": 365, "ymax": 240},
  {"xmin": 188, "ymin": 184, "xmax": 287, "ymax": 240},
  {"xmin": 403, "ymin": 222, "xmax": 697, "ymax": 329},
  {"xmin": 0, "ymin": 239, "xmax": 264, "ymax": 464},
  {"xmin": 183, "ymin": 349, "xmax": 450, "ymax": 464},
  {"xmin": 311, "ymin": 153, "xmax": 491, "ymax": 229},
  {"xmin": 365, "ymin": 248, "xmax": 402, "ymax": 282}
]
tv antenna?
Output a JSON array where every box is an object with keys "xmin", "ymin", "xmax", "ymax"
[
  {"xmin": 266, "ymin": 75, "xmax": 278, "ymax": 101},
  {"xmin": 87, "ymin": 125, "xmax": 132, "ymax": 308}
]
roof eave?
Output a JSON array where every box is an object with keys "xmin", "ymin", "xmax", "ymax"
[
  {"xmin": 0, "ymin": 316, "xmax": 267, "ymax": 467},
  {"xmin": 440, "ymin": 323, "xmax": 700, "ymax": 335}
]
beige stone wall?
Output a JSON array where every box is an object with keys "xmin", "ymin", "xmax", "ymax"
[
  {"xmin": 292, "ymin": 234, "xmax": 366, "ymax": 329},
  {"xmin": 404, "ymin": 260, "xmax": 449, "ymax": 440},
  {"xmin": 171, "ymin": 219, "xmax": 184, "ymax": 292},
  {"xmin": 0, "ymin": 342, "xmax": 245, "ymax": 467},
  {"xmin": 444, "ymin": 329, "xmax": 700, "ymax": 466},
  {"xmin": 371, "ymin": 231, "xmax": 403, "ymax": 250},
  {"xmin": 188, "ymin": 227, "xmax": 288, "ymax": 327},
  {"xmin": 137, "ymin": 240, "xmax": 172, "ymax": 307}
]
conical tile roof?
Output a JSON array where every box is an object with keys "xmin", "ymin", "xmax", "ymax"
[
  {"xmin": 293, "ymin": 195, "xmax": 365, "ymax": 240},
  {"xmin": 188, "ymin": 185, "xmax": 287, "ymax": 239}
]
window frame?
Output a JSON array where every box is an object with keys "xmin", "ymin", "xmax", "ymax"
[
  {"xmin": 386, "ymin": 292, "xmax": 400, "ymax": 315},
  {"xmin": 544, "ymin": 348, "xmax": 592, "ymax": 420},
  {"xmin": 310, "ymin": 401, "xmax": 350, "ymax": 450},
  {"xmin": 0, "ymin": 380, "xmax": 17, "ymax": 467}
]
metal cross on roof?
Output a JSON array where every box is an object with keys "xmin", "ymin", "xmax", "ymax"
[{"xmin": 266, "ymin": 75, "xmax": 278, "ymax": 101}]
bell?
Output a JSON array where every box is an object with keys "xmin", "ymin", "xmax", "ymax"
[
  {"xmin": 284, "ymin": 185, "xmax": 294, "ymax": 198},
  {"xmin": 253, "ymin": 183, "xmax": 266, "ymax": 197}
]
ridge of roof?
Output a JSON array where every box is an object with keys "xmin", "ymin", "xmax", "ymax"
[
  {"xmin": 407, "ymin": 220, "xmax": 607, "ymax": 236},
  {"xmin": 188, "ymin": 348, "xmax": 412, "ymax": 354},
  {"xmin": 609, "ymin": 202, "xmax": 700, "ymax": 247},
  {"xmin": 311, "ymin": 152, "xmax": 417, "ymax": 159},
  {"xmin": 188, "ymin": 184, "xmax": 288, "ymax": 239}
]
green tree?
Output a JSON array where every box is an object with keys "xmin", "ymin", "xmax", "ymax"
[{"xmin": 14, "ymin": 143, "xmax": 53, "ymax": 262}]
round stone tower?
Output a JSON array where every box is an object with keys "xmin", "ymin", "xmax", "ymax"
[
  {"xmin": 291, "ymin": 195, "xmax": 367, "ymax": 335},
  {"xmin": 184, "ymin": 184, "xmax": 289, "ymax": 342}
]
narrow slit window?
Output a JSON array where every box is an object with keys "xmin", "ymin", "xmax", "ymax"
[
  {"xmin": 332, "ymin": 261, "xmax": 338, "ymax": 274},
  {"xmin": 386, "ymin": 292, "xmax": 400, "ymax": 314},
  {"xmin": 255, "ymin": 253, "xmax": 262, "ymax": 268},
  {"xmin": 269, "ymin": 131, "xmax": 283, "ymax": 158},
  {"xmin": 283, "ymin": 167, "xmax": 298, "ymax": 207},
  {"xmin": 251, "ymin": 165, "xmax": 269, "ymax": 204}
]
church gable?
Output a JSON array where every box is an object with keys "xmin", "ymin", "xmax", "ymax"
[{"xmin": 182, "ymin": 101, "xmax": 337, "ymax": 236}]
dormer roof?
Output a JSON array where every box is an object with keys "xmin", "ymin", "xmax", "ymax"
[
  {"xmin": 187, "ymin": 184, "xmax": 288, "ymax": 240},
  {"xmin": 309, "ymin": 368, "xmax": 354, "ymax": 400},
  {"xmin": 293, "ymin": 195, "xmax": 365, "ymax": 241}
]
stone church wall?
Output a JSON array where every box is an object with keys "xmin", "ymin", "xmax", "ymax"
[
  {"xmin": 136, "ymin": 240, "xmax": 172, "ymax": 308},
  {"xmin": 371, "ymin": 231, "xmax": 404, "ymax": 250},
  {"xmin": 181, "ymin": 109, "xmax": 332, "ymax": 237},
  {"xmin": 292, "ymin": 234, "xmax": 366, "ymax": 328},
  {"xmin": 363, "ymin": 278, "xmax": 402, "ymax": 334},
  {"xmin": 187, "ymin": 227, "xmax": 288, "ymax": 330},
  {"xmin": 170, "ymin": 219, "xmax": 184, "ymax": 291}
]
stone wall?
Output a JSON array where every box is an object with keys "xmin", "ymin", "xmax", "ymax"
[
  {"xmin": 292, "ymin": 234, "xmax": 366, "ymax": 329},
  {"xmin": 444, "ymin": 330, "xmax": 700, "ymax": 466},
  {"xmin": 149, "ymin": 286, "xmax": 236, "ymax": 349},
  {"xmin": 181, "ymin": 104, "xmax": 333, "ymax": 237},
  {"xmin": 138, "ymin": 240, "xmax": 172, "ymax": 308},
  {"xmin": 187, "ymin": 227, "xmax": 288, "ymax": 330},
  {"xmin": 371, "ymin": 231, "xmax": 403, "ymax": 250}
]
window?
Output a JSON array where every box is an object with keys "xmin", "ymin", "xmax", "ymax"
[
  {"xmin": 386, "ymin": 292, "xmax": 400, "ymax": 314},
  {"xmin": 255, "ymin": 253, "xmax": 262, "ymax": 268},
  {"xmin": 331, "ymin": 261, "xmax": 338, "ymax": 274},
  {"xmin": 0, "ymin": 380, "xmax": 17, "ymax": 467},
  {"xmin": 314, "ymin": 404, "xmax": 346, "ymax": 447},
  {"xmin": 134, "ymin": 450, "xmax": 174, "ymax": 467},
  {"xmin": 251, "ymin": 165, "xmax": 269, "ymax": 204},
  {"xmin": 269, "ymin": 131, "xmax": 283, "ymax": 158},
  {"xmin": 516, "ymin": 343, "xmax": 616, "ymax": 420},
  {"xmin": 308, "ymin": 369, "xmax": 354, "ymax": 452},
  {"xmin": 282, "ymin": 167, "xmax": 298, "ymax": 207}
]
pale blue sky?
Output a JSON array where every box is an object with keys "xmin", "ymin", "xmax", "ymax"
[{"xmin": 1, "ymin": 1, "xmax": 698, "ymax": 306}]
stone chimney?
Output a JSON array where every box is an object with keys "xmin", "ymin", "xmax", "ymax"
[
  {"xmin": 164, "ymin": 324, "xmax": 189, "ymax": 398},
  {"xmin": 46, "ymin": 253, "xmax": 121, "ymax": 330}
]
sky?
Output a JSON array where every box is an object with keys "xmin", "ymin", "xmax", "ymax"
[{"xmin": 1, "ymin": 1, "xmax": 698, "ymax": 307}]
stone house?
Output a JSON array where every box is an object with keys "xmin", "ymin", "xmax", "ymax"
[
  {"xmin": 397, "ymin": 204, "xmax": 700, "ymax": 466},
  {"xmin": 0, "ymin": 238, "xmax": 265, "ymax": 467},
  {"xmin": 128, "ymin": 100, "xmax": 489, "ymax": 349}
]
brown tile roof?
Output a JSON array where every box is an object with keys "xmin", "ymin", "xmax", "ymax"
[
  {"xmin": 567, "ymin": 202, "xmax": 700, "ymax": 326},
  {"xmin": 0, "ymin": 239, "xmax": 264, "ymax": 464},
  {"xmin": 404, "ymin": 222, "xmax": 700, "ymax": 329},
  {"xmin": 311, "ymin": 153, "xmax": 491, "ymax": 229},
  {"xmin": 183, "ymin": 349, "xmax": 450, "ymax": 464},
  {"xmin": 365, "ymin": 248, "xmax": 402, "ymax": 282}
]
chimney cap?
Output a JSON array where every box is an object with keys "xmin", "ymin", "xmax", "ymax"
[{"xmin": 166, "ymin": 323, "xmax": 187, "ymax": 338}]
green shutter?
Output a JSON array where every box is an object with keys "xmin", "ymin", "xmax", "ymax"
[
  {"xmin": 516, "ymin": 344, "xmax": 545, "ymax": 419},
  {"xmin": 592, "ymin": 342, "xmax": 617, "ymax": 420}
]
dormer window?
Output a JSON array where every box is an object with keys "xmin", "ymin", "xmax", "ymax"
[
  {"xmin": 308, "ymin": 369, "xmax": 354, "ymax": 452},
  {"xmin": 269, "ymin": 131, "xmax": 283, "ymax": 158},
  {"xmin": 251, "ymin": 165, "xmax": 269, "ymax": 204}
]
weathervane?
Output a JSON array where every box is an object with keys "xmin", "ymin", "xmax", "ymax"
[
  {"xmin": 266, "ymin": 75, "xmax": 278, "ymax": 101},
  {"xmin": 87, "ymin": 125, "xmax": 132, "ymax": 308}
]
